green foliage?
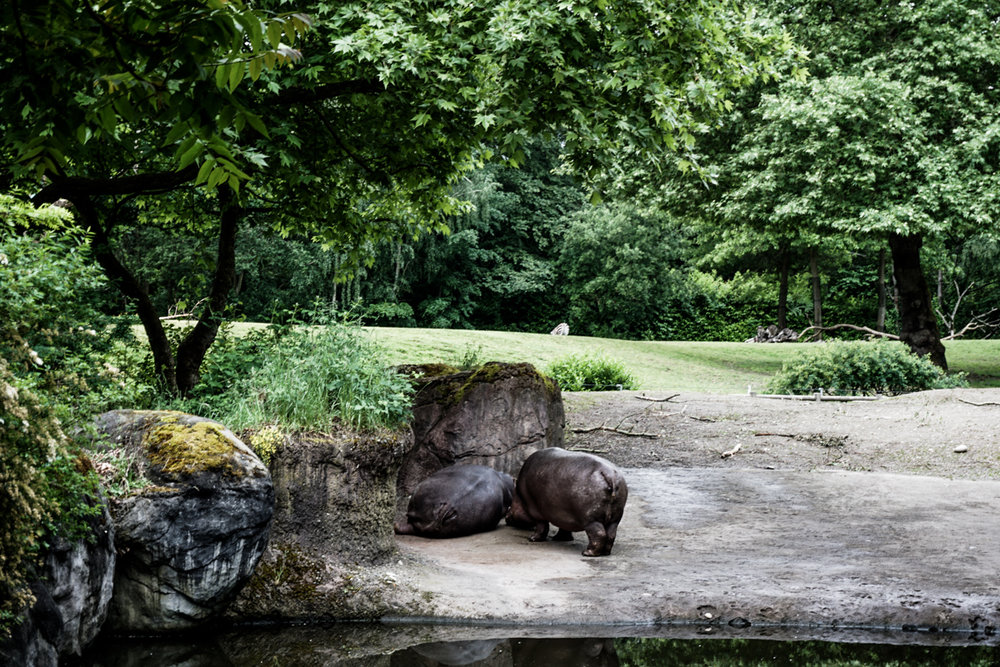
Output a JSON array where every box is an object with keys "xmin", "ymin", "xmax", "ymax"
[
  {"xmin": 0, "ymin": 195, "xmax": 137, "ymax": 638},
  {"xmin": 0, "ymin": 196, "xmax": 146, "ymax": 421},
  {"xmin": 546, "ymin": 354, "xmax": 638, "ymax": 392},
  {"xmin": 2, "ymin": 0, "xmax": 797, "ymax": 396},
  {"xmin": 766, "ymin": 340, "xmax": 967, "ymax": 396},
  {"xmin": 0, "ymin": 361, "xmax": 103, "ymax": 640},
  {"xmin": 557, "ymin": 203, "xmax": 696, "ymax": 339},
  {"xmin": 216, "ymin": 317, "xmax": 413, "ymax": 432}
]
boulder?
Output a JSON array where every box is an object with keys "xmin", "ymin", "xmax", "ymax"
[
  {"xmin": 395, "ymin": 362, "xmax": 563, "ymax": 522},
  {"xmin": 93, "ymin": 410, "xmax": 273, "ymax": 633},
  {"xmin": 0, "ymin": 496, "xmax": 115, "ymax": 666}
]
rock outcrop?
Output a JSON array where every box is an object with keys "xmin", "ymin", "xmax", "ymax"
[
  {"xmin": 228, "ymin": 425, "xmax": 414, "ymax": 620},
  {"xmin": 93, "ymin": 410, "xmax": 273, "ymax": 633},
  {"xmin": 0, "ymin": 497, "xmax": 115, "ymax": 666},
  {"xmin": 395, "ymin": 362, "xmax": 564, "ymax": 522}
]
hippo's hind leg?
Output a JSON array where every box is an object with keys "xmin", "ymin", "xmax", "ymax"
[
  {"xmin": 529, "ymin": 521, "xmax": 550, "ymax": 542},
  {"xmin": 605, "ymin": 521, "xmax": 619, "ymax": 552},
  {"xmin": 552, "ymin": 528, "xmax": 573, "ymax": 541},
  {"xmin": 582, "ymin": 522, "xmax": 610, "ymax": 557}
]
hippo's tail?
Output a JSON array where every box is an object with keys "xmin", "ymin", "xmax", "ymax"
[
  {"xmin": 600, "ymin": 470, "xmax": 626, "ymax": 502},
  {"xmin": 599, "ymin": 469, "xmax": 628, "ymax": 523}
]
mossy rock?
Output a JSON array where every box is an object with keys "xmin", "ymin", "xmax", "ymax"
[
  {"xmin": 92, "ymin": 410, "xmax": 274, "ymax": 633},
  {"xmin": 397, "ymin": 362, "xmax": 564, "ymax": 522}
]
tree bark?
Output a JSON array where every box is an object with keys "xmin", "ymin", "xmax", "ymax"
[
  {"xmin": 776, "ymin": 249, "xmax": 789, "ymax": 330},
  {"xmin": 876, "ymin": 247, "xmax": 888, "ymax": 332},
  {"xmin": 809, "ymin": 247, "xmax": 823, "ymax": 340},
  {"xmin": 174, "ymin": 190, "xmax": 241, "ymax": 395},
  {"xmin": 888, "ymin": 233, "xmax": 948, "ymax": 369},
  {"xmin": 72, "ymin": 196, "xmax": 179, "ymax": 394}
]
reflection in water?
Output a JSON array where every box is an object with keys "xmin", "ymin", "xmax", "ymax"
[
  {"xmin": 73, "ymin": 630, "xmax": 997, "ymax": 667},
  {"xmin": 393, "ymin": 637, "xmax": 619, "ymax": 666}
]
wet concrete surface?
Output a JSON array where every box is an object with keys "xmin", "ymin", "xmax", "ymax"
[{"xmin": 393, "ymin": 466, "xmax": 1000, "ymax": 645}]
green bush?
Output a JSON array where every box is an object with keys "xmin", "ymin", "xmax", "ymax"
[
  {"xmin": 0, "ymin": 360, "xmax": 102, "ymax": 639},
  {"xmin": 546, "ymin": 353, "xmax": 638, "ymax": 391},
  {"xmin": 217, "ymin": 317, "xmax": 413, "ymax": 431},
  {"xmin": 766, "ymin": 340, "xmax": 967, "ymax": 396}
]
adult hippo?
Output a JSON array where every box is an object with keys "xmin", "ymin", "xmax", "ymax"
[
  {"xmin": 507, "ymin": 447, "xmax": 627, "ymax": 556},
  {"xmin": 394, "ymin": 464, "xmax": 515, "ymax": 538}
]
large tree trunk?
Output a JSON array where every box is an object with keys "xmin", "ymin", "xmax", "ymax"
[
  {"xmin": 809, "ymin": 247, "xmax": 823, "ymax": 340},
  {"xmin": 776, "ymin": 249, "xmax": 789, "ymax": 330},
  {"xmin": 888, "ymin": 233, "xmax": 948, "ymax": 369},
  {"xmin": 175, "ymin": 190, "xmax": 241, "ymax": 395},
  {"xmin": 876, "ymin": 247, "xmax": 888, "ymax": 333}
]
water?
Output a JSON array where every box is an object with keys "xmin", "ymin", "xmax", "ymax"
[{"xmin": 72, "ymin": 623, "xmax": 998, "ymax": 666}]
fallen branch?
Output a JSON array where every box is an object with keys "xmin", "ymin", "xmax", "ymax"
[
  {"xmin": 649, "ymin": 406, "xmax": 689, "ymax": 418},
  {"xmin": 570, "ymin": 425, "xmax": 660, "ymax": 439},
  {"xmin": 957, "ymin": 398, "xmax": 1000, "ymax": 407},
  {"xmin": 566, "ymin": 447, "xmax": 608, "ymax": 454},
  {"xmin": 720, "ymin": 443, "xmax": 742, "ymax": 459},
  {"xmin": 799, "ymin": 323, "xmax": 899, "ymax": 342},
  {"xmin": 636, "ymin": 393, "xmax": 680, "ymax": 403},
  {"xmin": 754, "ymin": 432, "xmax": 796, "ymax": 438}
]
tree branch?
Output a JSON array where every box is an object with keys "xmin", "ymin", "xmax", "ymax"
[
  {"xmin": 273, "ymin": 79, "xmax": 384, "ymax": 106},
  {"xmin": 33, "ymin": 165, "xmax": 199, "ymax": 204}
]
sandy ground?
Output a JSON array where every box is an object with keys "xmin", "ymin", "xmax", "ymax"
[{"xmin": 386, "ymin": 388, "xmax": 1000, "ymax": 645}]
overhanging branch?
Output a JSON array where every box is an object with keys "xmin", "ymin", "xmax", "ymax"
[{"xmin": 32, "ymin": 165, "xmax": 199, "ymax": 204}]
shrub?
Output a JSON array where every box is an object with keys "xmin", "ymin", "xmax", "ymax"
[
  {"xmin": 218, "ymin": 317, "xmax": 413, "ymax": 431},
  {"xmin": 766, "ymin": 340, "xmax": 967, "ymax": 396},
  {"xmin": 546, "ymin": 353, "xmax": 638, "ymax": 391},
  {"xmin": 0, "ymin": 361, "xmax": 102, "ymax": 639}
]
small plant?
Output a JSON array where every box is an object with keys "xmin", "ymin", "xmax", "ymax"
[
  {"xmin": 766, "ymin": 340, "xmax": 967, "ymax": 396},
  {"xmin": 247, "ymin": 425, "xmax": 284, "ymax": 466},
  {"xmin": 546, "ymin": 353, "xmax": 638, "ymax": 391},
  {"xmin": 451, "ymin": 344, "xmax": 484, "ymax": 371}
]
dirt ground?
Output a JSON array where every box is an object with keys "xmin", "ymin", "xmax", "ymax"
[
  {"xmin": 560, "ymin": 388, "xmax": 1000, "ymax": 480},
  {"xmin": 385, "ymin": 388, "xmax": 1000, "ymax": 645}
]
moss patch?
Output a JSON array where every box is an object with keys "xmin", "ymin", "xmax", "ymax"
[
  {"xmin": 143, "ymin": 419, "xmax": 242, "ymax": 480},
  {"xmin": 415, "ymin": 361, "xmax": 560, "ymax": 407}
]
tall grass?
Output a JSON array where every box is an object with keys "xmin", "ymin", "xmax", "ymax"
[{"xmin": 215, "ymin": 321, "xmax": 413, "ymax": 431}]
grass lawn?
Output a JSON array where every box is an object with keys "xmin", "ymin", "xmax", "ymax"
[
  {"xmin": 196, "ymin": 322, "xmax": 999, "ymax": 394},
  {"xmin": 362, "ymin": 327, "xmax": 1000, "ymax": 394}
]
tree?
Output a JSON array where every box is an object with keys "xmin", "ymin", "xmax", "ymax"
[
  {"xmin": 2, "ymin": 0, "xmax": 794, "ymax": 394},
  {"xmin": 557, "ymin": 203, "xmax": 695, "ymax": 338},
  {"xmin": 687, "ymin": 0, "xmax": 1000, "ymax": 368}
]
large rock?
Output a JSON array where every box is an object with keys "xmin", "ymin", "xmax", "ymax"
[
  {"xmin": 93, "ymin": 410, "xmax": 273, "ymax": 633},
  {"xmin": 0, "ymin": 496, "xmax": 115, "ymax": 666},
  {"xmin": 396, "ymin": 362, "xmax": 564, "ymax": 521},
  {"xmin": 228, "ymin": 425, "xmax": 414, "ymax": 620}
]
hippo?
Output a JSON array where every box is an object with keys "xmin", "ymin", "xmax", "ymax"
[
  {"xmin": 506, "ymin": 447, "xmax": 628, "ymax": 556},
  {"xmin": 394, "ymin": 464, "xmax": 515, "ymax": 538}
]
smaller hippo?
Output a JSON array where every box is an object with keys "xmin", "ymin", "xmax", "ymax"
[
  {"xmin": 507, "ymin": 447, "xmax": 628, "ymax": 557},
  {"xmin": 394, "ymin": 464, "xmax": 515, "ymax": 538}
]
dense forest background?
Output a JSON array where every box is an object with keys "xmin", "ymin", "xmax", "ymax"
[{"xmin": 106, "ymin": 0, "xmax": 1000, "ymax": 344}]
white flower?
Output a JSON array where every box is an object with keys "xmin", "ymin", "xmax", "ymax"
[
  {"xmin": 0, "ymin": 253, "xmax": 7, "ymax": 265},
  {"xmin": 29, "ymin": 349, "xmax": 43, "ymax": 367}
]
